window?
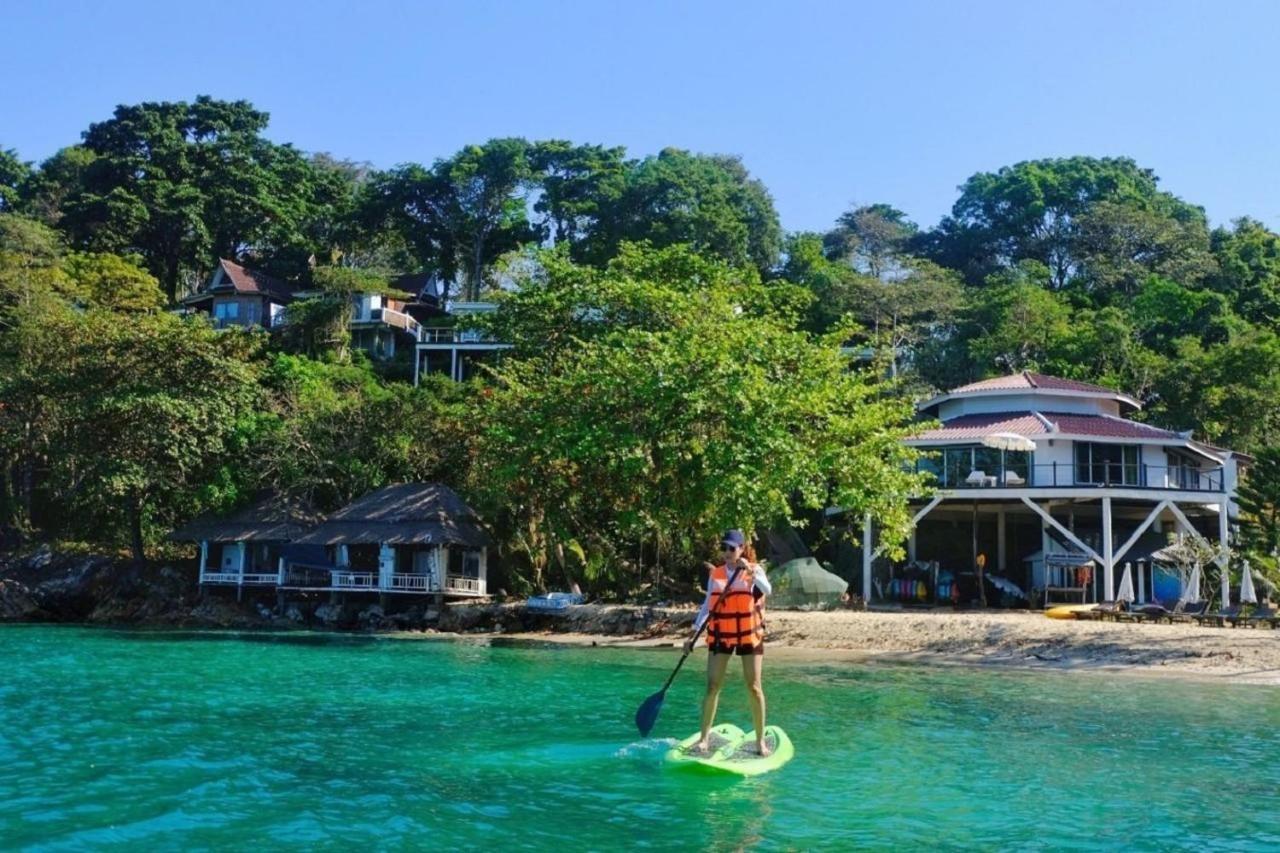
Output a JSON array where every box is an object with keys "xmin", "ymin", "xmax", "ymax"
[
  {"xmin": 213, "ymin": 301, "xmax": 239, "ymax": 327},
  {"xmin": 1074, "ymin": 443, "xmax": 1140, "ymax": 485},
  {"xmin": 462, "ymin": 550, "xmax": 481, "ymax": 579},
  {"xmin": 244, "ymin": 301, "xmax": 260, "ymax": 326}
]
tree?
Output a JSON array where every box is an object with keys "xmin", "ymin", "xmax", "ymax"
[
  {"xmin": 1148, "ymin": 329, "xmax": 1280, "ymax": 452},
  {"xmin": 529, "ymin": 140, "xmax": 627, "ymax": 254},
  {"xmin": 823, "ymin": 203, "xmax": 918, "ymax": 278},
  {"xmin": 0, "ymin": 148, "xmax": 31, "ymax": 211},
  {"xmin": 43, "ymin": 312, "xmax": 264, "ymax": 560},
  {"xmin": 1071, "ymin": 200, "xmax": 1215, "ymax": 302},
  {"xmin": 1236, "ymin": 447, "xmax": 1280, "ymax": 581},
  {"xmin": 57, "ymin": 96, "xmax": 340, "ymax": 301},
  {"xmin": 61, "ymin": 251, "xmax": 165, "ymax": 312},
  {"xmin": 364, "ymin": 139, "xmax": 538, "ymax": 301},
  {"xmin": 593, "ymin": 148, "xmax": 782, "ymax": 275},
  {"xmin": 282, "ymin": 266, "xmax": 406, "ymax": 362},
  {"xmin": 921, "ymin": 156, "xmax": 1203, "ymax": 291},
  {"xmin": 252, "ymin": 355, "xmax": 473, "ymax": 511},
  {"xmin": 469, "ymin": 244, "xmax": 926, "ymax": 594},
  {"xmin": 964, "ymin": 264, "xmax": 1073, "ymax": 373},
  {"xmin": 19, "ymin": 146, "xmax": 97, "ymax": 225},
  {"xmin": 1208, "ymin": 218, "xmax": 1280, "ymax": 325}
]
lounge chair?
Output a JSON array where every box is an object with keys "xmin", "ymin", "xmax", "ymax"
[
  {"xmin": 964, "ymin": 470, "xmax": 989, "ymax": 487},
  {"xmin": 1240, "ymin": 604, "xmax": 1278, "ymax": 629},
  {"xmin": 1129, "ymin": 599, "xmax": 1203, "ymax": 624},
  {"xmin": 1003, "ymin": 471, "xmax": 1027, "ymax": 487},
  {"xmin": 1193, "ymin": 604, "xmax": 1241, "ymax": 628},
  {"xmin": 1168, "ymin": 600, "xmax": 1210, "ymax": 623},
  {"xmin": 1077, "ymin": 600, "xmax": 1126, "ymax": 621}
]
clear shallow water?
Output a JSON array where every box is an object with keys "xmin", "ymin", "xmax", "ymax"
[{"xmin": 2, "ymin": 626, "xmax": 1279, "ymax": 851}]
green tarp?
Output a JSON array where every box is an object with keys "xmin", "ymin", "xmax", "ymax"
[{"xmin": 769, "ymin": 557, "xmax": 848, "ymax": 607}]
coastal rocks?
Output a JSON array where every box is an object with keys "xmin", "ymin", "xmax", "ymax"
[
  {"xmin": 0, "ymin": 579, "xmax": 41, "ymax": 620},
  {"xmin": 357, "ymin": 604, "xmax": 385, "ymax": 630}
]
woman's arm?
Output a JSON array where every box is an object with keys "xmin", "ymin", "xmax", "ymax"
[
  {"xmin": 752, "ymin": 563, "xmax": 772, "ymax": 596},
  {"xmin": 691, "ymin": 573, "xmax": 715, "ymax": 633}
]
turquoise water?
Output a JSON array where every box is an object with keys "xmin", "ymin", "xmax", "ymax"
[{"xmin": 3, "ymin": 626, "xmax": 1279, "ymax": 851}]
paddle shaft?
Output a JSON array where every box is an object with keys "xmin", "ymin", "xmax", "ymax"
[{"xmin": 658, "ymin": 561, "xmax": 746, "ymax": 695}]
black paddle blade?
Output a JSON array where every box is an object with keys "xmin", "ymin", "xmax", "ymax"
[{"xmin": 635, "ymin": 689, "xmax": 666, "ymax": 737}]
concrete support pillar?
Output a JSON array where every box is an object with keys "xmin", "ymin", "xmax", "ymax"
[
  {"xmin": 337, "ymin": 544, "xmax": 350, "ymax": 568},
  {"xmin": 199, "ymin": 541, "xmax": 208, "ymax": 583},
  {"xmin": 451, "ymin": 349, "xmax": 459, "ymax": 382},
  {"xmin": 277, "ymin": 556, "xmax": 286, "ymax": 585},
  {"xmin": 1102, "ymin": 497, "xmax": 1114, "ymax": 602},
  {"xmin": 862, "ymin": 514, "xmax": 873, "ymax": 604},
  {"xmin": 1138, "ymin": 562, "xmax": 1147, "ymax": 603},
  {"xmin": 1218, "ymin": 503, "xmax": 1230, "ymax": 566},
  {"xmin": 479, "ymin": 549, "xmax": 489, "ymax": 595},
  {"xmin": 413, "ymin": 348, "xmax": 421, "ymax": 386},
  {"xmin": 907, "ymin": 530, "xmax": 917, "ymax": 564},
  {"xmin": 436, "ymin": 544, "xmax": 448, "ymax": 592}
]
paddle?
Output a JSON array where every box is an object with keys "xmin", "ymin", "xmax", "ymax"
[{"xmin": 634, "ymin": 560, "xmax": 745, "ymax": 737}]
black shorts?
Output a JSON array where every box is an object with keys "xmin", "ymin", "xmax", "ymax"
[{"xmin": 710, "ymin": 642, "xmax": 763, "ymax": 657}]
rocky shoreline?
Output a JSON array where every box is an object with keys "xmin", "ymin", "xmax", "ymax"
[
  {"xmin": 7, "ymin": 549, "xmax": 1279, "ymax": 685},
  {"xmin": 0, "ymin": 548, "xmax": 689, "ymax": 636}
]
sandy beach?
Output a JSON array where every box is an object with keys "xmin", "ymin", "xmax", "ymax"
[{"xmin": 491, "ymin": 606, "xmax": 1280, "ymax": 685}]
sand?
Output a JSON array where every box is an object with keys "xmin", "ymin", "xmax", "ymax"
[{"xmin": 499, "ymin": 607, "xmax": 1280, "ymax": 685}]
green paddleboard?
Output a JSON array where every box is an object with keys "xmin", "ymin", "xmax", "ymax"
[
  {"xmin": 666, "ymin": 723, "xmax": 745, "ymax": 766},
  {"xmin": 666, "ymin": 725, "xmax": 794, "ymax": 776}
]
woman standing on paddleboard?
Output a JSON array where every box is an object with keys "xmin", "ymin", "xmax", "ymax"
[{"xmin": 685, "ymin": 529, "xmax": 772, "ymax": 756}]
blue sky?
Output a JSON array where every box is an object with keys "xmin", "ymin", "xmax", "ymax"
[{"xmin": 3, "ymin": 0, "xmax": 1278, "ymax": 233}]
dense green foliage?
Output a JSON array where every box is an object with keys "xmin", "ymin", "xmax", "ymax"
[{"xmin": 4, "ymin": 98, "xmax": 1280, "ymax": 590}]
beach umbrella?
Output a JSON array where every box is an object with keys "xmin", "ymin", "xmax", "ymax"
[
  {"xmin": 1180, "ymin": 562, "xmax": 1202, "ymax": 604},
  {"xmin": 1240, "ymin": 560, "xmax": 1258, "ymax": 605},
  {"xmin": 1116, "ymin": 562, "xmax": 1135, "ymax": 604},
  {"xmin": 981, "ymin": 432, "xmax": 1037, "ymax": 452},
  {"xmin": 1220, "ymin": 564, "xmax": 1231, "ymax": 608}
]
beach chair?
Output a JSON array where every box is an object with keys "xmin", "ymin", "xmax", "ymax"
[
  {"xmin": 964, "ymin": 470, "xmax": 989, "ymax": 487},
  {"xmin": 1240, "ymin": 604, "xmax": 1277, "ymax": 629},
  {"xmin": 1192, "ymin": 604, "xmax": 1241, "ymax": 628},
  {"xmin": 1076, "ymin": 600, "xmax": 1125, "ymax": 621},
  {"xmin": 1168, "ymin": 600, "xmax": 1210, "ymax": 623}
]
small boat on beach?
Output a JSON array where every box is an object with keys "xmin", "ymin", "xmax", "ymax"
[{"xmin": 526, "ymin": 592, "xmax": 585, "ymax": 612}]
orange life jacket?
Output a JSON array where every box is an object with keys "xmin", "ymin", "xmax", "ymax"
[{"xmin": 706, "ymin": 563, "xmax": 765, "ymax": 648}]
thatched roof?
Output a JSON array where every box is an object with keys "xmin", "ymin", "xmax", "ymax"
[
  {"xmin": 294, "ymin": 483, "xmax": 491, "ymax": 548},
  {"xmin": 170, "ymin": 493, "xmax": 323, "ymax": 543}
]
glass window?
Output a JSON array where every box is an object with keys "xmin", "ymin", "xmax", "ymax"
[
  {"xmin": 974, "ymin": 447, "xmax": 1001, "ymax": 478},
  {"xmin": 944, "ymin": 447, "xmax": 973, "ymax": 487},
  {"xmin": 1075, "ymin": 443, "xmax": 1140, "ymax": 485},
  {"xmin": 916, "ymin": 450, "xmax": 942, "ymax": 484}
]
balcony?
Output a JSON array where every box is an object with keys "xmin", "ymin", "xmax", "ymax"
[
  {"xmin": 918, "ymin": 460, "xmax": 1225, "ymax": 492},
  {"xmin": 419, "ymin": 327, "xmax": 499, "ymax": 345},
  {"xmin": 352, "ymin": 307, "xmax": 422, "ymax": 341}
]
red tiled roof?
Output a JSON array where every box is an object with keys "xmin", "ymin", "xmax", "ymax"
[
  {"xmin": 908, "ymin": 411, "xmax": 1179, "ymax": 442},
  {"xmin": 951, "ymin": 371, "xmax": 1122, "ymax": 396},
  {"xmin": 215, "ymin": 259, "xmax": 295, "ymax": 304}
]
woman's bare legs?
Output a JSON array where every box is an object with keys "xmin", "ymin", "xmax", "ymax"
[
  {"xmin": 743, "ymin": 652, "xmax": 770, "ymax": 756},
  {"xmin": 695, "ymin": 650, "xmax": 732, "ymax": 752}
]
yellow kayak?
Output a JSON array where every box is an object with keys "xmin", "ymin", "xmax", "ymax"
[{"xmin": 1045, "ymin": 604, "xmax": 1097, "ymax": 620}]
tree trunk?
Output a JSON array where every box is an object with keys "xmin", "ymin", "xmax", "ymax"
[{"xmin": 130, "ymin": 498, "xmax": 146, "ymax": 564}]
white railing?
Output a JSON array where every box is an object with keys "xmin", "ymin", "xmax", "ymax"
[
  {"xmin": 371, "ymin": 308, "xmax": 423, "ymax": 341},
  {"xmin": 389, "ymin": 573, "xmax": 435, "ymax": 591},
  {"xmin": 420, "ymin": 327, "xmax": 499, "ymax": 344},
  {"xmin": 200, "ymin": 571, "xmax": 279, "ymax": 585},
  {"xmin": 331, "ymin": 571, "xmax": 378, "ymax": 589},
  {"xmin": 444, "ymin": 575, "xmax": 485, "ymax": 594}
]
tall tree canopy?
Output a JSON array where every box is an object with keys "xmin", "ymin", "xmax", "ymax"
[
  {"xmin": 53, "ymin": 97, "xmax": 340, "ymax": 300},
  {"xmin": 920, "ymin": 156, "xmax": 1211, "ymax": 296}
]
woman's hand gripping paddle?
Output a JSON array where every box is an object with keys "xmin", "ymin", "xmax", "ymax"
[{"xmin": 634, "ymin": 562, "xmax": 744, "ymax": 737}]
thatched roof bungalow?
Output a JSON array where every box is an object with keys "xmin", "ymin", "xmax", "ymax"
[
  {"xmin": 292, "ymin": 483, "xmax": 491, "ymax": 597},
  {"xmin": 170, "ymin": 493, "xmax": 323, "ymax": 587}
]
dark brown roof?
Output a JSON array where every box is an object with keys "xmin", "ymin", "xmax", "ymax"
[
  {"xmin": 211, "ymin": 259, "xmax": 296, "ymax": 304},
  {"xmin": 294, "ymin": 483, "xmax": 491, "ymax": 548},
  {"xmin": 169, "ymin": 493, "xmax": 323, "ymax": 542},
  {"xmin": 908, "ymin": 411, "xmax": 1180, "ymax": 442},
  {"xmin": 951, "ymin": 372, "xmax": 1122, "ymax": 396}
]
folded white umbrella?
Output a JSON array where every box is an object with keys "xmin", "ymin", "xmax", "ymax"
[
  {"xmin": 1115, "ymin": 562, "xmax": 1135, "ymax": 603},
  {"xmin": 1240, "ymin": 559, "xmax": 1258, "ymax": 604},
  {"xmin": 981, "ymin": 432, "xmax": 1037, "ymax": 453},
  {"xmin": 1180, "ymin": 562, "xmax": 1202, "ymax": 604}
]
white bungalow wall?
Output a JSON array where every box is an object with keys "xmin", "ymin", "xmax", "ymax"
[{"xmin": 936, "ymin": 392, "xmax": 1119, "ymax": 420}]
